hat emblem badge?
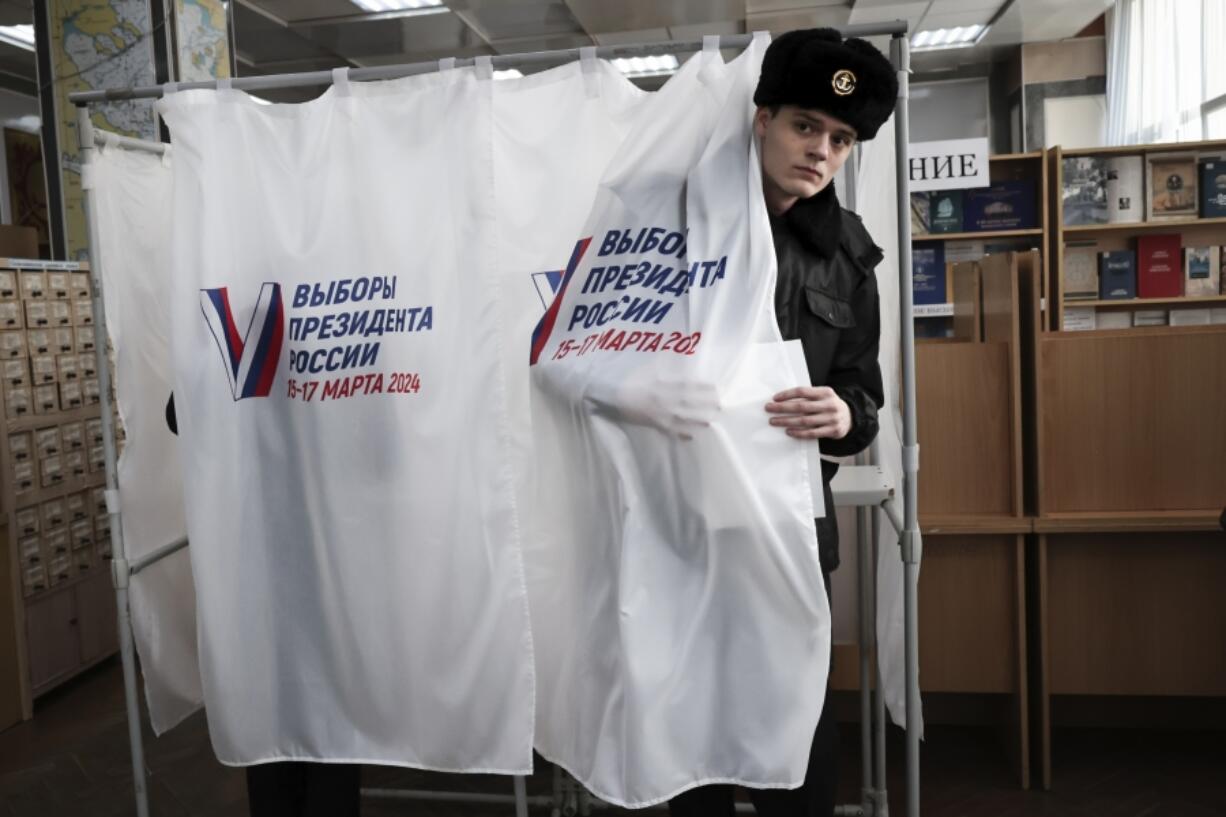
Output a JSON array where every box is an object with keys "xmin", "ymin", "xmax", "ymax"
[{"xmin": 832, "ymin": 69, "xmax": 856, "ymax": 96}]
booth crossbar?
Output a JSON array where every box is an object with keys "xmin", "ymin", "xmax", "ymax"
[
  {"xmin": 72, "ymin": 24, "xmax": 921, "ymax": 817},
  {"xmin": 68, "ymin": 23, "xmax": 907, "ymax": 104}
]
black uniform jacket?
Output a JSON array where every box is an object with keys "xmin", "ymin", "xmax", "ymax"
[{"xmin": 770, "ymin": 183, "xmax": 885, "ymax": 574}]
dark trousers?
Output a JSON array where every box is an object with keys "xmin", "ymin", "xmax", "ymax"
[
  {"xmin": 669, "ymin": 574, "xmax": 838, "ymax": 817},
  {"xmin": 246, "ymin": 762, "xmax": 361, "ymax": 817}
]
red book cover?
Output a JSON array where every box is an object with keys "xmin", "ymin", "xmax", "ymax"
[{"xmin": 1136, "ymin": 233, "xmax": 1183, "ymax": 298}]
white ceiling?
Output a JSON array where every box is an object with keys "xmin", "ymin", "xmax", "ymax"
[
  {"xmin": 230, "ymin": 0, "xmax": 1112, "ymax": 87},
  {"xmin": 0, "ymin": 0, "xmax": 33, "ymax": 96},
  {"xmin": 0, "ymin": 0, "xmax": 1114, "ymax": 102}
]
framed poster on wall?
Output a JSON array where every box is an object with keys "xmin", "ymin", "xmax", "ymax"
[
  {"xmin": 44, "ymin": 0, "xmax": 159, "ymax": 261},
  {"xmin": 171, "ymin": 0, "xmax": 232, "ymax": 82}
]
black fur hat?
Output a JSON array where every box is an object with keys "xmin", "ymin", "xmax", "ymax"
[{"xmin": 753, "ymin": 28, "xmax": 898, "ymax": 141}]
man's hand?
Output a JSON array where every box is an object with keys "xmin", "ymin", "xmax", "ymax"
[
  {"xmin": 584, "ymin": 375, "xmax": 720, "ymax": 440},
  {"xmin": 765, "ymin": 386, "xmax": 851, "ymax": 440}
]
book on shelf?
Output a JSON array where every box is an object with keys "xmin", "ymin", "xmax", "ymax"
[
  {"xmin": 1098, "ymin": 250, "xmax": 1136, "ymax": 299},
  {"xmin": 944, "ymin": 239, "xmax": 984, "ymax": 264},
  {"xmin": 1062, "ymin": 155, "xmax": 1108, "ymax": 225},
  {"xmin": 1106, "ymin": 155, "xmax": 1144, "ymax": 223},
  {"xmin": 983, "ymin": 237, "xmax": 1041, "ymax": 256},
  {"xmin": 911, "ymin": 243, "xmax": 948, "ymax": 306},
  {"xmin": 910, "ymin": 192, "xmax": 931, "ymax": 235},
  {"xmin": 1133, "ymin": 309, "xmax": 1168, "ymax": 327},
  {"xmin": 1211, "ymin": 307, "xmax": 1226, "ymax": 324},
  {"xmin": 928, "ymin": 190, "xmax": 964, "ymax": 233},
  {"xmin": 1136, "ymin": 233, "xmax": 1183, "ymax": 298},
  {"xmin": 1146, "ymin": 153, "xmax": 1198, "ymax": 220},
  {"xmin": 1095, "ymin": 310, "xmax": 1132, "ymax": 330},
  {"xmin": 1062, "ymin": 306, "xmax": 1096, "ymax": 331},
  {"xmin": 1199, "ymin": 157, "xmax": 1226, "ymax": 218},
  {"xmin": 1170, "ymin": 308, "xmax": 1211, "ymax": 326},
  {"xmin": 963, "ymin": 181, "xmax": 1036, "ymax": 231},
  {"xmin": 1063, "ymin": 239, "xmax": 1099, "ymax": 300},
  {"xmin": 1184, "ymin": 246, "xmax": 1221, "ymax": 297}
]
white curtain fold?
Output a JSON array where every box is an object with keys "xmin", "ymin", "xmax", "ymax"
[
  {"xmin": 92, "ymin": 143, "xmax": 203, "ymax": 734},
  {"xmin": 526, "ymin": 36, "xmax": 832, "ymax": 807},
  {"xmin": 86, "ymin": 36, "xmax": 915, "ymax": 803},
  {"xmin": 156, "ymin": 69, "xmax": 536, "ymax": 771}
]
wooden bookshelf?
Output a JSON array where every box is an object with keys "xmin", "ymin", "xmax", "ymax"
[
  {"xmin": 1032, "ymin": 309, "xmax": 1226, "ymax": 788},
  {"xmin": 1036, "ymin": 326, "xmax": 1226, "ymax": 515},
  {"xmin": 911, "ymin": 152, "xmax": 1049, "ymax": 337},
  {"xmin": 1033, "ymin": 510, "xmax": 1222, "ymax": 533},
  {"xmin": 921, "ymin": 514, "xmax": 1033, "ymax": 534},
  {"xmin": 1064, "ymin": 215, "xmax": 1226, "ymax": 234},
  {"xmin": 911, "ymin": 252, "xmax": 1038, "ymax": 788},
  {"xmin": 914, "ymin": 228, "xmax": 1043, "ymax": 242},
  {"xmin": 1070, "ymin": 294, "xmax": 1226, "ymax": 308},
  {"xmin": 992, "ymin": 151, "xmax": 1044, "ymax": 161},
  {"xmin": 907, "ymin": 140, "xmax": 1226, "ymax": 790},
  {"xmin": 1048, "ymin": 141, "xmax": 1226, "ymax": 331},
  {"xmin": 1034, "ymin": 531, "xmax": 1226, "ymax": 788},
  {"xmin": 1060, "ymin": 138, "xmax": 1226, "ymax": 158}
]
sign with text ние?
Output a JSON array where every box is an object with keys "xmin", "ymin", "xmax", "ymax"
[{"xmin": 908, "ymin": 137, "xmax": 990, "ymax": 192}]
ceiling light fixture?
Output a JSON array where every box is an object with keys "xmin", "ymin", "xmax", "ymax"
[
  {"xmin": 349, "ymin": 0, "xmax": 448, "ymax": 15},
  {"xmin": 611, "ymin": 54, "xmax": 679, "ymax": 79},
  {"xmin": 0, "ymin": 24, "xmax": 35, "ymax": 51},
  {"xmin": 911, "ymin": 23, "xmax": 986, "ymax": 52}
]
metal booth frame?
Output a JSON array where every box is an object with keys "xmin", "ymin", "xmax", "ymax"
[{"xmin": 69, "ymin": 23, "xmax": 922, "ymax": 817}]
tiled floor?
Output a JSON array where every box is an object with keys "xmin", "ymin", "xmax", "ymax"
[{"xmin": 2, "ymin": 658, "xmax": 1224, "ymax": 816}]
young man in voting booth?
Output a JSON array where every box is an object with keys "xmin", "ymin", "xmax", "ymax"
[{"xmin": 668, "ymin": 28, "xmax": 895, "ymax": 817}]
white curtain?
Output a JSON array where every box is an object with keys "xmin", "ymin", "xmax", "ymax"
[
  {"xmin": 157, "ymin": 67, "xmax": 536, "ymax": 772},
  {"xmin": 91, "ymin": 142, "xmax": 202, "ymax": 734},
  {"xmin": 1106, "ymin": 0, "xmax": 1226, "ymax": 145},
  {"xmin": 90, "ymin": 37, "xmax": 917, "ymax": 794},
  {"xmin": 527, "ymin": 36, "xmax": 831, "ymax": 807}
]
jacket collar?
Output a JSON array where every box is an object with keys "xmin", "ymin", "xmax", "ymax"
[{"xmin": 780, "ymin": 182, "xmax": 842, "ymax": 260}]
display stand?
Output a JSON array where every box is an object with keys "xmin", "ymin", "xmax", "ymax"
[{"xmin": 71, "ymin": 23, "xmax": 921, "ymax": 817}]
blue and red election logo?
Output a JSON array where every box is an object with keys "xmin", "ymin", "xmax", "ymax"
[{"xmin": 200, "ymin": 283, "xmax": 285, "ymax": 400}]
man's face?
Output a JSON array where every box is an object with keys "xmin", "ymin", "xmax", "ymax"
[{"xmin": 754, "ymin": 105, "xmax": 857, "ymax": 207}]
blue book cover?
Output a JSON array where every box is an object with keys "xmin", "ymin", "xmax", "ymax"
[
  {"xmin": 912, "ymin": 243, "xmax": 946, "ymax": 305},
  {"xmin": 964, "ymin": 181, "xmax": 1037, "ymax": 231},
  {"xmin": 1200, "ymin": 158, "xmax": 1226, "ymax": 218},
  {"xmin": 1098, "ymin": 249, "xmax": 1136, "ymax": 300}
]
